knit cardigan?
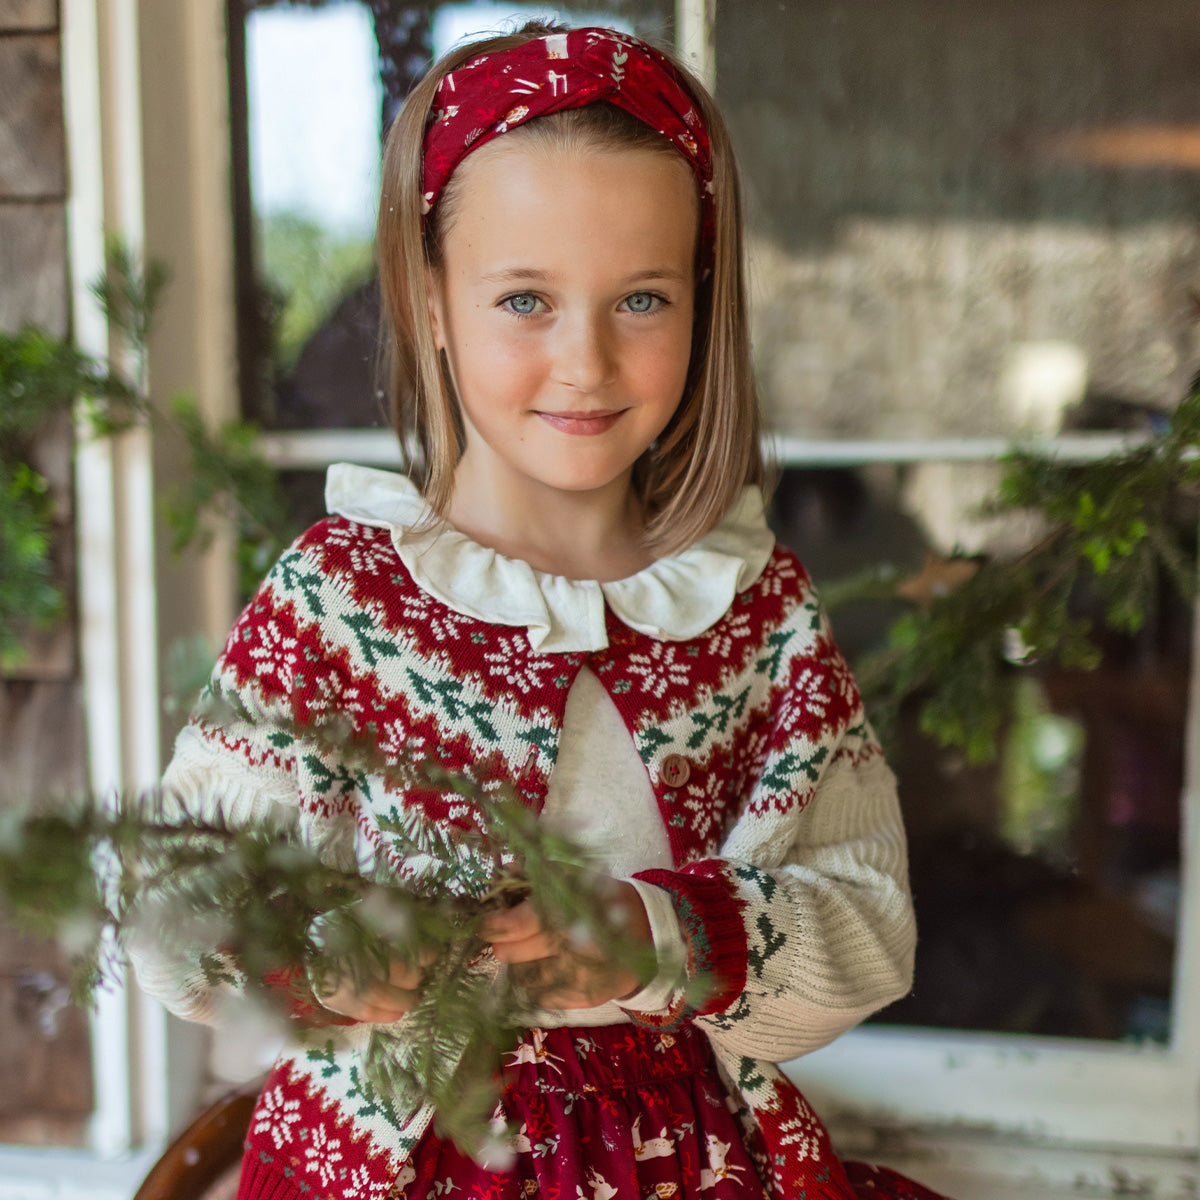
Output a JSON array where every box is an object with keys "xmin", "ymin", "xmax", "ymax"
[{"xmin": 133, "ymin": 510, "xmax": 917, "ymax": 1200}]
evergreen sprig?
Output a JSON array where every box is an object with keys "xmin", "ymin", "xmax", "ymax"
[
  {"xmin": 839, "ymin": 384, "xmax": 1200, "ymax": 761},
  {"xmin": 0, "ymin": 693, "xmax": 667, "ymax": 1156},
  {"xmin": 0, "ymin": 240, "xmax": 288, "ymax": 665}
]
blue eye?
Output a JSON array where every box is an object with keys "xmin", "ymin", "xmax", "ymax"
[
  {"xmin": 503, "ymin": 293, "xmax": 540, "ymax": 316},
  {"xmin": 623, "ymin": 292, "xmax": 662, "ymax": 314}
]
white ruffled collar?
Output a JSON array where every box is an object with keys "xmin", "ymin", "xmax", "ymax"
[{"xmin": 325, "ymin": 463, "xmax": 775, "ymax": 654}]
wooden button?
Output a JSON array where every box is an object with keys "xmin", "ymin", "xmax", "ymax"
[
  {"xmin": 517, "ymin": 745, "xmax": 539, "ymax": 781},
  {"xmin": 661, "ymin": 754, "xmax": 691, "ymax": 787}
]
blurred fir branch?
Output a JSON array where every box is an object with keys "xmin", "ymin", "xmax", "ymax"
[
  {"xmin": 0, "ymin": 691, "xmax": 666, "ymax": 1156},
  {"xmin": 0, "ymin": 320, "xmax": 132, "ymax": 664},
  {"xmin": 0, "ymin": 238, "xmax": 288, "ymax": 665},
  {"xmin": 833, "ymin": 382, "xmax": 1200, "ymax": 763},
  {"xmin": 160, "ymin": 394, "xmax": 288, "ymax": 584}
]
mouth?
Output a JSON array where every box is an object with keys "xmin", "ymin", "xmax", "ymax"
[{"xmin": 534, "ymin": 409, "xmax": 626, "ymax": 435}]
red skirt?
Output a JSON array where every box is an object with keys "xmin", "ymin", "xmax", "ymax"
[
  {"xmin": 402, "ymin": 1022, "xmax": 765, "ymax": 1199},
  {"xmin": 400, "ymin": 1024, "xmax": 950, "ymax": 1200}
]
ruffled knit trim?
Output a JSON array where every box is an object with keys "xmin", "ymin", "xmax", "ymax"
[{"xmin": 324, "ymin": 464, "xmax": 775, "ymax": 653}]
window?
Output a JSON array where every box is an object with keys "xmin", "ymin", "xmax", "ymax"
[
  {"xmin": 230, "ymin": 0, "xmax": 674, "ymax": 435},
  {"xmin": 242, "ymin": 3, "xmax": 1200, "ymax": 1191},
  {"xmin": 718, "ymin": 1, "xmax": 1200, "ymax": 1187}
]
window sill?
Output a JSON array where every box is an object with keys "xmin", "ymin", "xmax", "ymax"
[{"xmin": 0, "ymin": 1145, "xmax": 159, "ymax": 1200}]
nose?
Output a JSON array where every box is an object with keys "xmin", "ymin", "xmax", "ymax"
[{"xmin": 551, "ymin": 312, "xmax": 615, "ymax": 392}]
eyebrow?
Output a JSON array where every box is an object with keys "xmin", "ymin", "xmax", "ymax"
[{"xmin": 479, "ymin": 267, "xmax": 690, "ymax": 285}]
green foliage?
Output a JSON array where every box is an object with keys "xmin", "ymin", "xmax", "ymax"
[
  {"xmin": 0, "ymin": 323, "xmax": 118, "ymax": 430},
  {"xmin": 840, "ymin": 385, "xmax": 1200, "ymax": 762},
  {"xmin": 0, "ymin": 321, "xmax": 132, "ymax": 663},
  {"xmin": 89, "ymin": 235, "xmax": 170, "ymax": 387},
  {"xmin": 0, "ymin": 240, "xmax": 288, "ymax": 664},
  {"xmin": 1000, "ymin": 677, "xmax": 1083, "ymax": 861},
  {"xmin": 161, "ymin": 394, "xmax": 289, "ymax": 590},
  {"xmin": 0, "ymin": 462, "xmax": 63, "ymax": 660}
]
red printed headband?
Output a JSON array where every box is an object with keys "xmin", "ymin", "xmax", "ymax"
[{"xmin": 421, "ymin": 27, "xmax": 715, "ymax": 266}]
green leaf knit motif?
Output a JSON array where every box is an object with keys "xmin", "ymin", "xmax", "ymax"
[
  {"xmin": 759, "ymin": 744, "xmax": 829, "ymax": 791},
  {"xmin": 754, "ymin": 628, "xmax": 793, "ymax": 679},
  {"xmin": 404, "ymin": 670, "xmax": 499, "ymax": 742},
  {"xmin": 748, "ymin": 913, "xmax": 787, "ymax": 976},
  {"xmin": 341, "ymin": 611, "xmax": 399, "ymax": 668},
  {"xmin": 686, "ymin": 688, "xmax": 750, "ymax": 750},
  {"xmin": 734, "ymin": 863, "xmax": 778, "ymax": 902},
  {"xmin": 273, "ymin": 555, "xmax": 327, "ymax": 618},
  {"xmin": 635, "ymin": 726, "xmax": 672, "ymax": 758}
]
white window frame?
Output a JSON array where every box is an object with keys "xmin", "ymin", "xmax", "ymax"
[{"xmin": 8, "ymin": 1, "xmax": 1197, "ymax": 1196}]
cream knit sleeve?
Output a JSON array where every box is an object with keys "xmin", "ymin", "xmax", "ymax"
[{"xmin": 703, "ymin": 742, "xmax": 914, "ymax": 1060}]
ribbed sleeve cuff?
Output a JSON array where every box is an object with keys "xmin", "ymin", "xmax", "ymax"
[{"xmin": 632, "ymin": 863, "xmax": 748, "ymax": 1018}]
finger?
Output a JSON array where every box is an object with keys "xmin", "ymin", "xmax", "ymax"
[
  {"xmin": 479, "ymin": 899, "xmax": 544, "ymax": 943},
  {"xmin": 534, "ymin": 987, "xmax": 604, "ymax": 1010},
  {"xmin": 320, "ymin": 980, "xmax": 419, "ymax": 1022},
  {"xmin": 488, "ymin": 930, "xmax": 563, "ymax": 965},
  {"xmin": 513, "ymin": 966, "xmax": 611, "ymax": 1011},
  {"xmin": 336, "ymin": 997, "xmax": 415, "ymax": 1023}
]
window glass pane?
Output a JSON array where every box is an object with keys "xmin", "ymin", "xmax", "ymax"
[
  {"xmin": 771, "ymin": 465, "xmax": 1186, "ymax": 1042},
  {"xmin": 234, "ymin": 1, "xmax": 673, "ymax": 430},
  {"xmin": 721, "ymin": 0, "xmax": 1200, "ymax": 441}
]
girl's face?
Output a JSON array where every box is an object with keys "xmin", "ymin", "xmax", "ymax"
[{"xmin": 428, "ymin": 137, "xmax": 698, "ymax": 510}]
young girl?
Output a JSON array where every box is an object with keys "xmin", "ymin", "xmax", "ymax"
[{"xmin": 135, "ymin": 22, "xmax": 951, "ymax": 1200}]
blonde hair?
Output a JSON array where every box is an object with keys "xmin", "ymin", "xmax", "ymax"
[{"xmin": 376, "ymin": 22, "xmax": 765, "ymax": 555}]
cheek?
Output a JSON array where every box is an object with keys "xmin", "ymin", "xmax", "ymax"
[
  {"xmin": 452, "ymin": 331, "xmax": 544, "ymax": 409},
  {"xmin": 643, "ymin": 324, "xmax": 695, "ymax": 398}
]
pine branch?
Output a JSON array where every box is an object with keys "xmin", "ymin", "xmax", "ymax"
[
  {"xmin": 1, "ymin": 239, "xmax": 290, "ymax": 664},
  {"xmin": 832, "ymin": 384, "xmax": 1200, "ymax": 761},
  {"xmin": 0, "ymin": 716, "xmax": 664, "ymax": 1157}
]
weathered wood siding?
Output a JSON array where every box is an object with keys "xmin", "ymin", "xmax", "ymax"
[{"xmin": 0, "ymin": 0, "xmax": 94, "ymax": 1147}]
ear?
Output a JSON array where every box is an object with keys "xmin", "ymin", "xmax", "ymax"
[{"xmin": 425, "ymin": 267, "xmax": 446, "ymax": 352}]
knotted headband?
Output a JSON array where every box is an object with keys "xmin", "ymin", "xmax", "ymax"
[{"xmin": 421, "ymin": 27, "xmax": 715, "ymax": 265}]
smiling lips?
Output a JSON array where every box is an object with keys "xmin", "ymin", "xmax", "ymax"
[{"xmin": 535, "ymin": 409, "xmax": 626, "ymax": 435}]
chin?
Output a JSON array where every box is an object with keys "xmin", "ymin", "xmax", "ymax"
[{"xmin": 533, "ymin": 465, "xmax": 638, "ymax": 496}]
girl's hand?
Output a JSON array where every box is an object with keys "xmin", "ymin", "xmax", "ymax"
[
  {"xmin": 480, "ymin": 879, "xmax": 653, "ymax": 1009},
  {"xmin": 313, "ymin": 954, "xmax": 434, "ymax": 1024}
]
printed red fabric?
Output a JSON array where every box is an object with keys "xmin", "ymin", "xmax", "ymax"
[{"xmin": 403, "ymin": 1023, "xmax": 768, "ymax": 1200}]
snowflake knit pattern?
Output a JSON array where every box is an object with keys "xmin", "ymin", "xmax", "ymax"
[{"xmin": 140, "ymin": 514, "xmax": 927, "ymax": 1200}]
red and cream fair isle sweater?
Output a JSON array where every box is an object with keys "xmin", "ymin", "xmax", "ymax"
[{"xmin": 133, "ymin": 465, "xmax": 918, "ymax": 1200}]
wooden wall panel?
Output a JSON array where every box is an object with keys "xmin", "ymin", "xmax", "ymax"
[
  {"xmin": 0, "ymin": 32, "xmax": 64, "ymax": 196},
  {"xmin": 0, "ymin": 0, "xmax": 57, "ymax": 32},
  {"xmin": 0, "ymin": 6, "xmax": 93, "ymax": 1149}
]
